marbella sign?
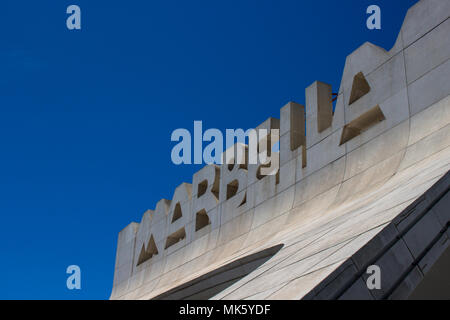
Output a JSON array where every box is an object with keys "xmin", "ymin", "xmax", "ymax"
[{"xmin": 135, "ymin": 72, "xmax": 385, "ymax": 266}]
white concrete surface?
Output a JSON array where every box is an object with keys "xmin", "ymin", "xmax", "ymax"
[{"xmin": 110, "ymin": 0, "xmax": 450, "ymax": 300}]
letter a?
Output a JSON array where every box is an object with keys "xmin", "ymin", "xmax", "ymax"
[
  {"xmin": 66, "ymin": 265, "xmax": 81, "ymax": 289},
  {"xmin": 171, "ymin": 129, "xmax": 192, "ymax": 165},
  {"xmin": 366, "ymin": 5, "xmax": 381, "ymax": 30},
  {"xmin": 66, "ymin": 5, "xmax": 81, "ymax": 30},
  {"xmin": 366, "ymin": 265, "xmax": 381, "ymax": 290}
]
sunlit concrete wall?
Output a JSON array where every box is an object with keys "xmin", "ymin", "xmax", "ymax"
[{"xmin": 110, "ymin": 0, "xmax": 450, "ymax": 300}]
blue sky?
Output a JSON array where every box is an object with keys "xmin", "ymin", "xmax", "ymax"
[{"xmin": 0, "ymin": 0, "xmax": 417, "ymax": 299}]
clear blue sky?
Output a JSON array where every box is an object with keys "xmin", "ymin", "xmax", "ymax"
[{"xmin": 0, "ymin": 0, "xmax": 417, "ymax": 299}]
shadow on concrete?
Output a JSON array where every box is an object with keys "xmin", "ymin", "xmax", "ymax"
[{"xmin": 152, "ymin": 244, "xmax": 284, "ymax": 300}]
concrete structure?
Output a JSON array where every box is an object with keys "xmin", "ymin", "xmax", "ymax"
[{"xmin": 111, "ymin": 0, "xmax": 450, "ymax": 300}]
